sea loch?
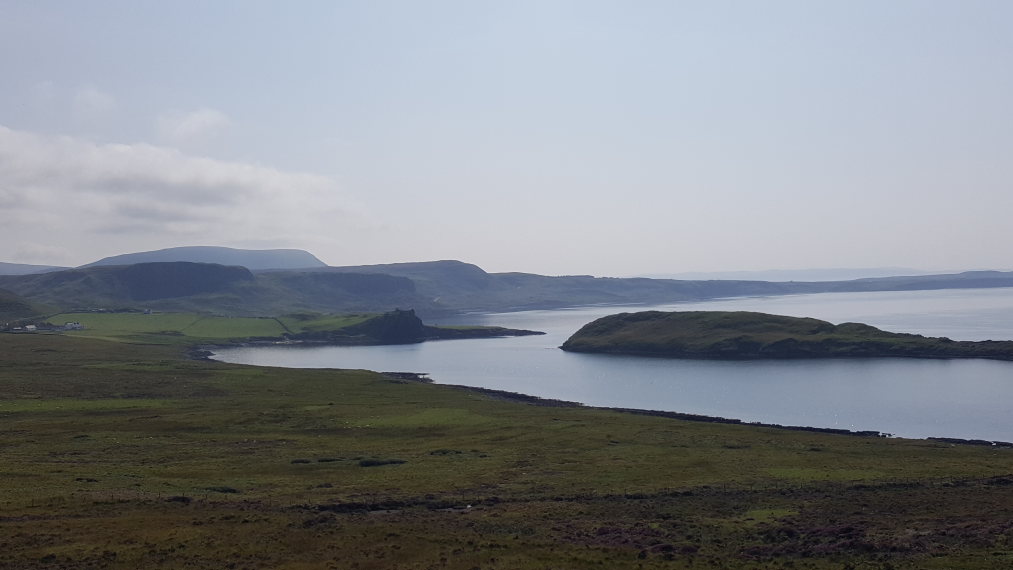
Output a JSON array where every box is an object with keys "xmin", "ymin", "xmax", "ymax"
[{"xmin": 213, "ymin": 287, "xmax": 1013, "ymax": 441}]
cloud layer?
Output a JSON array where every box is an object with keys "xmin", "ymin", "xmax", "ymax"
[
  {"xmin": 72, "ymin": 85, "xmax": 115, "ymax": 122},
  {"xmin": 156, "ymin": 108, "xmax": 230, "ymax": 144},
  {"xmin": 0, "ymin": 125, "xmax": 357, "ymax": 264}
]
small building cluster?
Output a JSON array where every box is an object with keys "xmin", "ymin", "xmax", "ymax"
[{"xmin": 1, "ymin": 321, "xmax": 85, "ymax": 333}]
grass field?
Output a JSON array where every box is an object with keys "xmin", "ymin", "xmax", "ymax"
[
  {"xmin": 4, "ymin": 331, "xmax": 1013, "ymax": 568},
  {"xmin": 51, "ymin": 311, "xmax": 378, "ymax": 344}
]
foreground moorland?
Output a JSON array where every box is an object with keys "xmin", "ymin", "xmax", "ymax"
[{"xmin": 4, "ymin": 331, "xmax": 1013, "ymax": 569}]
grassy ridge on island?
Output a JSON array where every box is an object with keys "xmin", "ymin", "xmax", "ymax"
[{"xmin": 561, "ymin": 310, "xmax": 1013, "ymax": 360}]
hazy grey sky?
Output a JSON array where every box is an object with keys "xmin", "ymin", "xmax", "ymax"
[{"xmin": 2, "ymin": 1, "xmax": 1012, "ymax": 275}]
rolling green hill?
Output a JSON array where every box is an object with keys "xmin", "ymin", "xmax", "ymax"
[{"xmin": 561, "ymin": 310, "xmax": 1013, "ymax": 360}]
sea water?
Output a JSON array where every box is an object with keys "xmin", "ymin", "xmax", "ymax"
[{"xmin": 213, "ymin": 287, "xmax": 1013, "ymax": 441}]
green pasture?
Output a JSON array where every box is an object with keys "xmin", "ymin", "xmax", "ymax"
[
  {"xmin": 53, "ymin": 311, "xmax": 285, "ymax": 343},
  {"xmin": 51, "ymin": 311, "xmax": 380, "ymax": 344}
]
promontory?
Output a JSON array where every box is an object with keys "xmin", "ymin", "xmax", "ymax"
[{"xmin": 560, "ymin": 310, "xmax": 1013, "ymax": 361}]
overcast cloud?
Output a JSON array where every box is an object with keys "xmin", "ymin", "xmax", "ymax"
[
  {"xmin": 155, "ymin": 108, "xmax": 230, "ymax": 144},
  {"xmin": 71, "ymin": 85, "xmax": 116, "ymax": 123},
  {"xmin": 0, "ymin": 125, "xmax": 362, "ymax": 265},
  {"xmin": 1, "ymin": 2, "xmax": 1012, "ymax": 274}
]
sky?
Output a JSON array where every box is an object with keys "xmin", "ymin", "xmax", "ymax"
[{"xmin": 2, "ymin": 1, "xmax": 1012, "ymax": 276}]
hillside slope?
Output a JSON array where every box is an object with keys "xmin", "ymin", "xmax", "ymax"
[
  {"xmin": 324, "ymin": 261, "xmax": 1013, "ymax": 314},
  {"xmin": 0, "ymin": 262, "xmax": 255, "ymax": 308},
  {"xmin": 0, "ymin": 262, "xmax": 433, "ymax": 316},
  {"xmin": 0, "ymin": 288, "xmax": 47, "ymax": 320},
  {"xmin": 0, "ymin": 262, "xmax": 67, "ymax": 276},
  {"xmin": 561, "ymin": 310, "xmax": 1013, "ymax": 360}
]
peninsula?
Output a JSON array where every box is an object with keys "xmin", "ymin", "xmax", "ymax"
[
  {"xmin": 561, "ymin": 310, "xmax": 1013, "ymax": 361},
  {"xmin": 276, "ymin": 308, "xmax": 544, "ymax": 345}
]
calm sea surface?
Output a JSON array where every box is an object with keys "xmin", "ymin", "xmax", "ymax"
[{"xmin": 213, "ymin": 287, "xmax": 1013, "ymax": 441}]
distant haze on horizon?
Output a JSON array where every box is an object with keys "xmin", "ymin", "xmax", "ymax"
[{"xmin": 3, "ymin": 1, "xmax": 1012, "ymax": 277}]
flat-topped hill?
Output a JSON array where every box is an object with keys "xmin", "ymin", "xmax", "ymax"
[
  {"xmin": 83, "ymin": 246, "xmax": 326, "ymax": 271},
  {"xmin": 561, "ymin": 310, "xmax": 1013, "ymax": 361}
]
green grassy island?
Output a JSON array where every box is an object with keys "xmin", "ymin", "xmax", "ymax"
[{"xmin": 561, "ymin": 310, "xmax": 1013, "ymax": 360}]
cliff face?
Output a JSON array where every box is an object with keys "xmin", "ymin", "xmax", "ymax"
[{"xmin": 561, "ymin": 310, "xmax": 1013, "ymax": 361}]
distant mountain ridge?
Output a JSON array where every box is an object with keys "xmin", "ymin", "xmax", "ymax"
[
  {"xmin": 0, "ymin": 262, "xmax": 67, "ymax": 276},
  {"xmin": 4, "ymin": 248, "xmax": 1013, "ymax": 319},
  {"xmin": 82, "ymin": 246, "xmax": 327, "ymax": 271}
]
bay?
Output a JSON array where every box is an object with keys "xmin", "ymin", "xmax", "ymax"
[{"xmin": 212, "ymin": 287, "xmax": 1013, "ymax": 441}]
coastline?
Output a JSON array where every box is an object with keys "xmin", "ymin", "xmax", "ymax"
[
  {"xmin": 201, "ymin": 343, "xmax": 1013, "ymax": 448},
  {"xmin": 187, "ymin": 326, "xmax": 544, "ymax": 358},
  {"xmin": 198, "ymin": 301, "xmax": 1013, "ymax": 448},
  {"xmin": 440, "ymin": 381, "xmax": 1013, "ymax": 447}
]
